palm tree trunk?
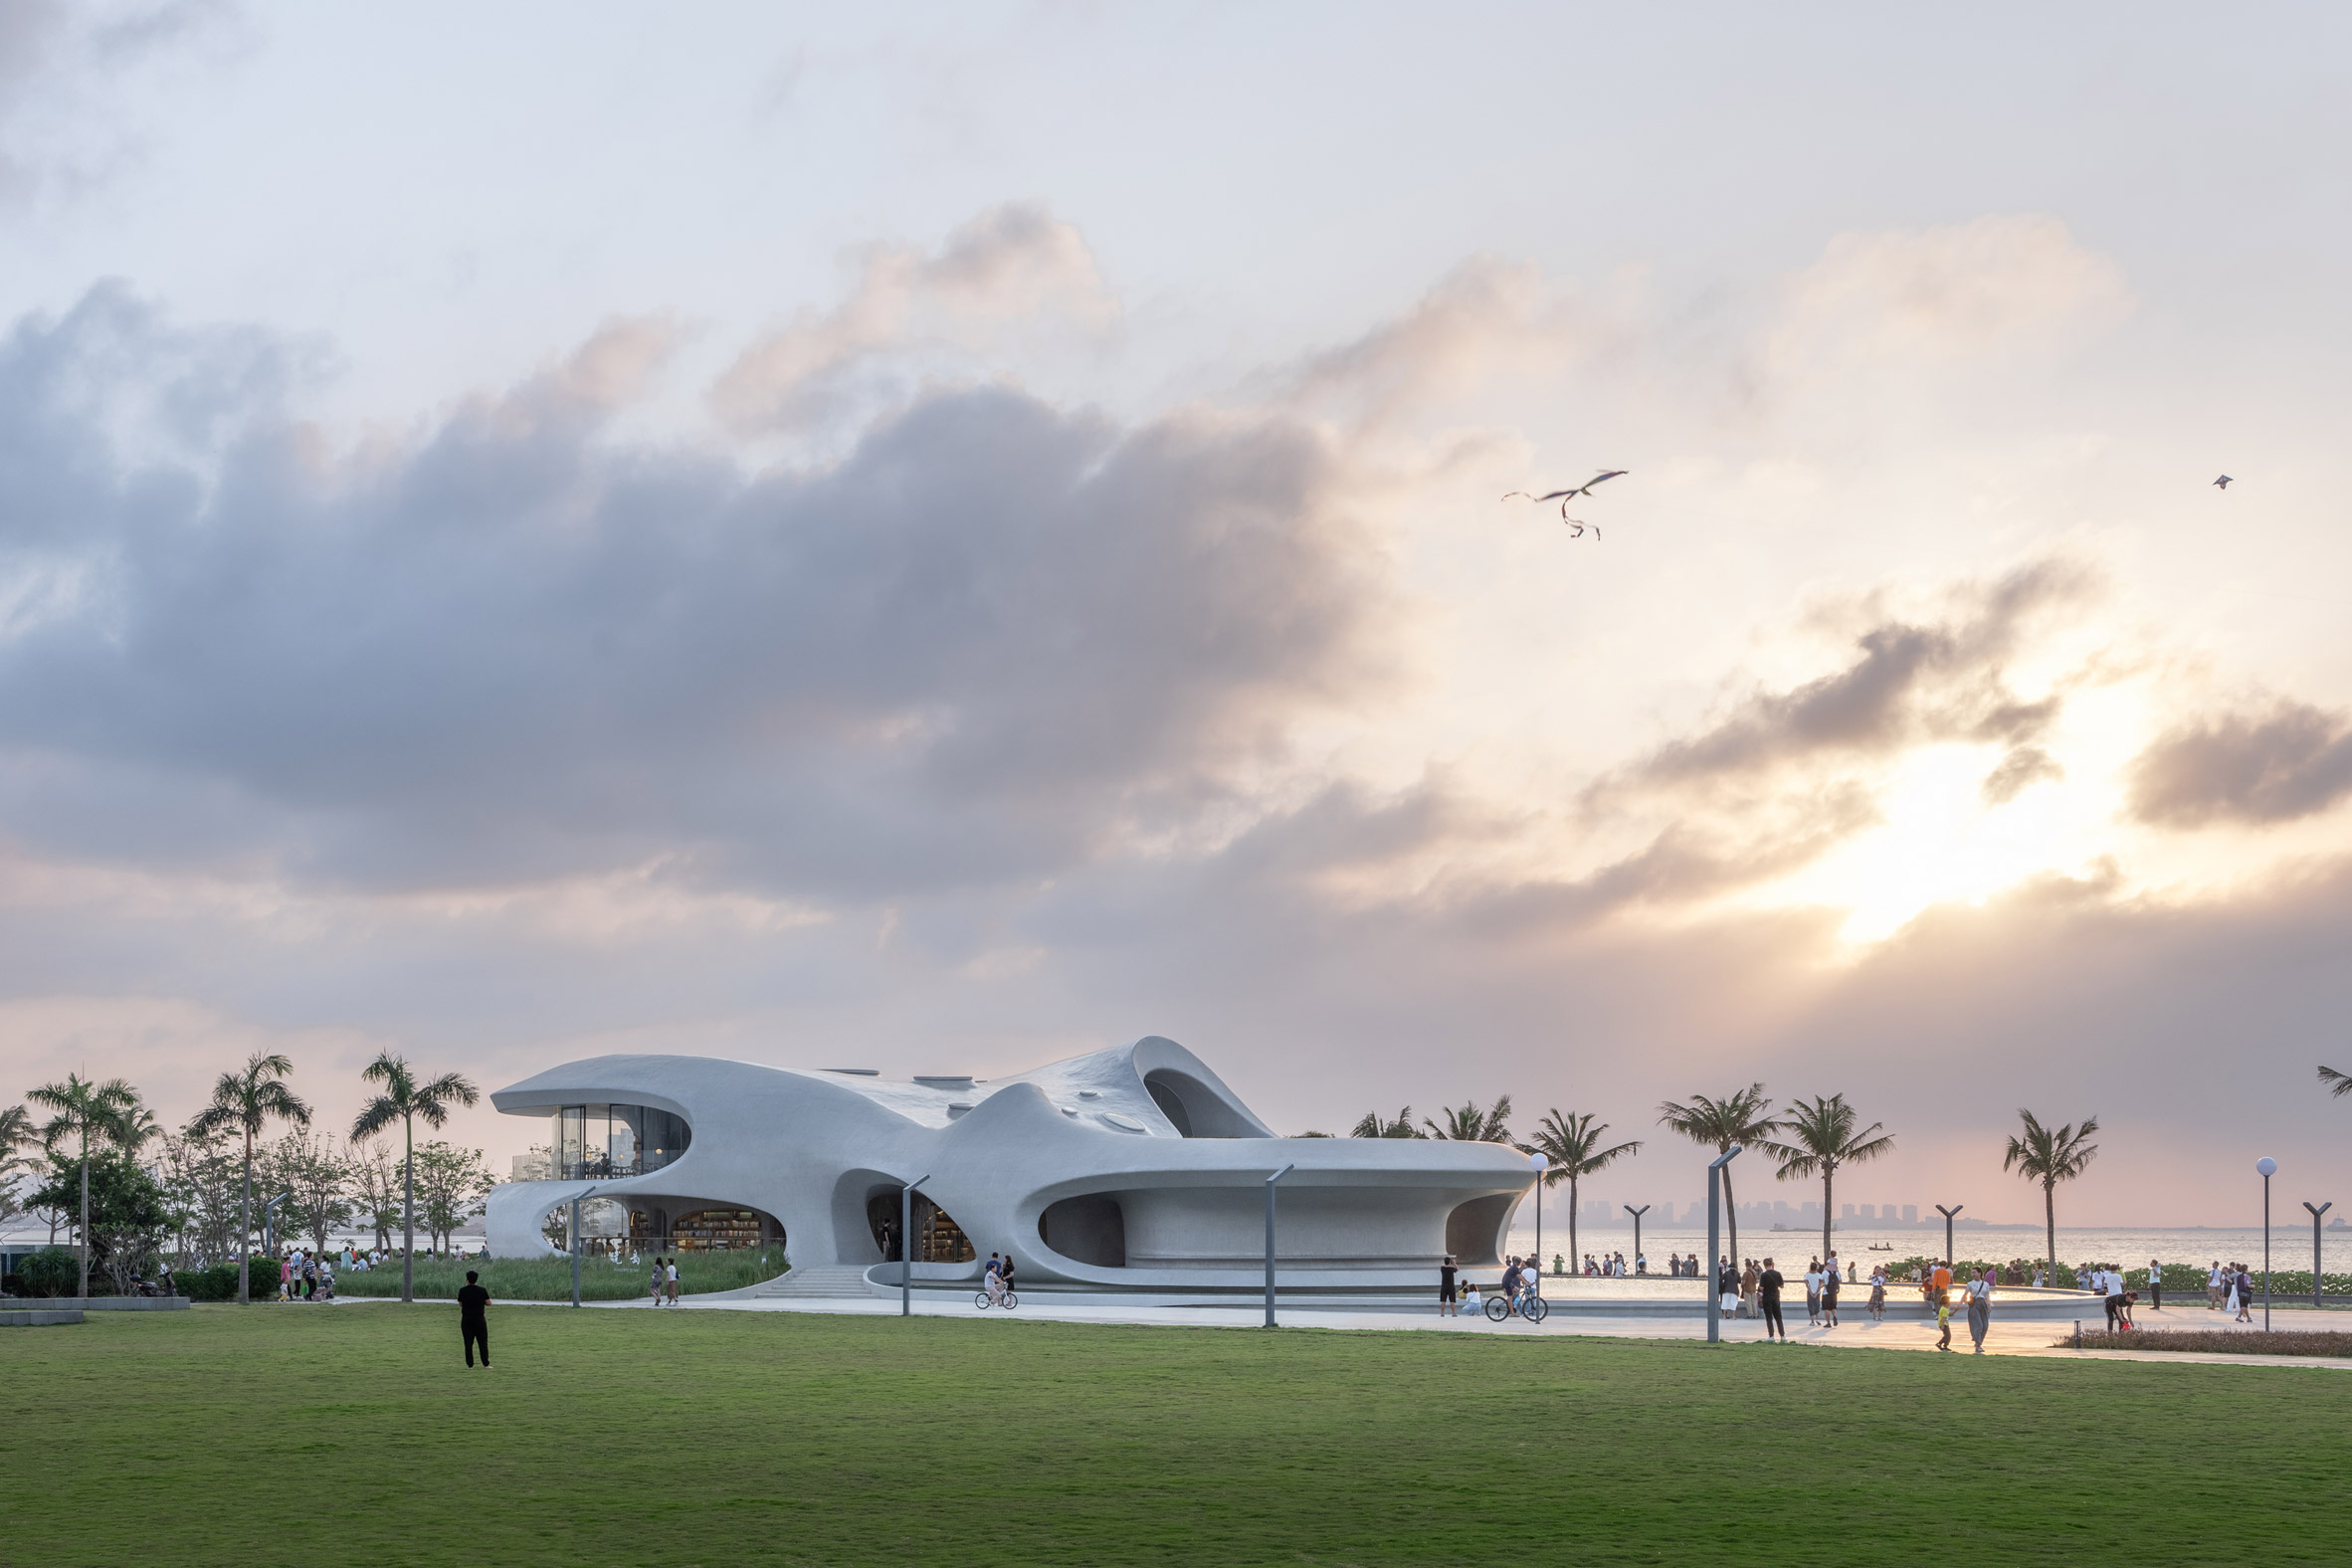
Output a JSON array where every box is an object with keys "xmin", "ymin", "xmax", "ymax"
[
  {"xmin": 401, "ymin": 1114, "xmax": 415, "ymax": 1303},
  {"xmin": 1821, "ymin": 1163, "xmax": 1835, "ymax": 1272},
  {"xmin": 1722, "ymin": 1159, "xmax": 1739, "ymax": 1274},
  {"xmin": 1567, "ymin": 1176, "xmax": 1579, "ymax": 1276},
  {"xmin": 238, "ymin": 1126, "xmax": 254, "ymax": 1305},
  {"xmin": 79, "ymin": 1135, "xmax": 91, "ymax": 1300},
  {"xmin": 2044, "ymin": 1181, "xmax": 2057, "ymax": 1279}
]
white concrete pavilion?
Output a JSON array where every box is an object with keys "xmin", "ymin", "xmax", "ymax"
[{"xmin": 486, "ymin": 1036, "xmax": 1535, "ymax": 1303}]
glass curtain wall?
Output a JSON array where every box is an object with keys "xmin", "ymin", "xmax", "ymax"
[{"xmin": 549, "ymin": 1104, "xmax": 689, "ymax": 1180}]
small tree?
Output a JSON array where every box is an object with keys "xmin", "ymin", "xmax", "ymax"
[
  {"xmin": 1527, "ymin": 1109, "xmax": 1641, "ymax": 1274},
  {"xmin": 263, "ymin": 1130, "xmax": 356, "ymax": 1257},
  {"xmin": 27, "ymin": 1075, "xmax": 141, "ymax": 1298},
  {"xmin": 187, "ymin": 1054, "xmax": 311, "ymax": 1304},
  {"xmin": 0, "ymin": 1103, "xmax": 37, "ymax": 1232},
  {"xmin": 2003, "ymin": 1108, "xmax": 2099, "ymax": 1280},
  {"xmin": 351, "ymin": 1141, "xmax": 401, "ymax": 1253},
  {"xmin": 350, "ymin": 1053, "xmax": 480, "ymax": 1302},
  {"xmin": 1760, "ymin": 1093, "xmax": 1896, "ymax": 1268},
  {"xmin": 413, "ymin": 1142, "xmax": 496, "ymax": 1253},
  {"xmin": 158, "ymin": 1124, "xmax": 245, "ymax": 1267}
]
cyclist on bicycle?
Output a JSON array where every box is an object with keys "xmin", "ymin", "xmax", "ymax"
[{"xmin": 983, "ymin": 1253, "xmax": 1005, "ymax": 1304}]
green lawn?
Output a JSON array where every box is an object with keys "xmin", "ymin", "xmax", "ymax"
[{"xmin": 5, "ymin": 1306, "xmax": 2348, "ymax": 1567}]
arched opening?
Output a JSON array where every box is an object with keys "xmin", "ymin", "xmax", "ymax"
[
  {"xmin": 866, "ymin": 1190, "xmax": 976, "ymax": 1264},
  {"xmin": 1446, "ymin": 1194, "xmax": 1515, "ymax": 1267},
  {"xmin": 1141, "ymin": 1069, "xmax": 1261, "ymax": 1138},
  {"xmin": 1039, "ymin": 1194, "xmax": 1126, "ymax": 1268}
]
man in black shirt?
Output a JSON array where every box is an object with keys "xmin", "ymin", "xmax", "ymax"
[
  {"xmin": 1438, "ymin": 1254, "xmax": 1459, "ymax": 1317},
  {"xmin": 458, "ymin": 1270, "xmax": 491, "ymax": 1368},
  {"xmin": 1757, "ymin": 1257, "xmax": 1787, "ymax": 1342}
]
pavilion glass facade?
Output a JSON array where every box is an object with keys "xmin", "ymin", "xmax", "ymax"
[{"xmin": 550, "ymin": 1103, "xmax": 690, "ymax": 1182}]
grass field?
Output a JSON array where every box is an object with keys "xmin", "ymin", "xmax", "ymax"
[{"xmin": 5, "ymin": 1306, "xmax": 2349, "ymax": 1567}]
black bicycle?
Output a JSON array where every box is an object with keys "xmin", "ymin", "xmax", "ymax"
[{"xmin": 1484, "ymin": 1289, "xmax": 1549, "ymax": 1323}]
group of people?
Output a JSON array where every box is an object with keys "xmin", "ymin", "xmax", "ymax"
[
  {"xmin": 1435, "ymin": 1253, "xmax": 1542, "ymax": 1317},
  {"xmin": 2206, "ymin": 1260, "xmax": 2259, "ymax": 1322},
  {"xmin": 645, "ymin": 1257, "xmax": 682, "ymax": 1304},
  {"xmin": 1579, "ymin": 1252, "xmax": 1640, "ymax": 1276},
  {"xmin": 278, "ymin": 1250, "xmax": 335, "ymax": 1300}
]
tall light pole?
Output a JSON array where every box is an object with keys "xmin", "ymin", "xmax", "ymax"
[
  {"xmin": 2304, "ymin": 1201, "xmax": 2332, "ymax": 1310},
  {"xmin": 1624, "ymin": 1205, "xmax": 1651, "ymax": 1274},
  {"xmin": 1705, "ymin": 1146, "xmax": 1742, "ymax": 1344},
  {"xmin": 2256, "ymin": 1157, "xmax": 2276, "ymax": 1331},
  {"xmin": 1530, "ymin": 1152, "xmax": 1550, "ymax": 1274},
  {"xmin": 570, "ymin": 1185, "xmax": 600, "ymax": 1307},
  {"xmin": 1935, "ymin": 1204, "xmax": 1963, "ymax": 1270},
  {"xmin": 898, "ymin": 1175, "xmax": 932, "ymax": 1318},
  {"xmin": 1264, "ymin": 1164, "xmax": 1295, "ymax": 1327}
]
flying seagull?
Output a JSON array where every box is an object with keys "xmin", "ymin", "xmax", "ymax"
[
  {"xmin": 2213, "ymin": 476, "xmax": 2233, "ymax": 489},
  {"xmin": 1501, "ymin": 470, "xmax": 1628, "ymax": 533}
]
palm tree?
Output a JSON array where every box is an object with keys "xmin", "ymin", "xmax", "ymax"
[
  {"xmin": 2320, "ymin": 1066, "xmax": 2352, "ymax": 1098},
  {"xmin": 1759, "ymin": 1093, "xmax": 1895, "ymax": 1268},
  {"xmin": 1424, "ymin": 1095, "xmax": 1513, "ymax": 1143},
  {"xmin": 2003, "ymin": 1108, "xmax": 2099, "ymax": 1279},
  {"xmin": 187, "ymin": 1053, "xmax": 312, "ymax": 1304},
  {"xmin": 1657, "ymin": 1084, "xmax": 1781, "ymax": 1273},
  {"xmin": 1349, "ymin": 1108, "xmax": 1427, "ymax": 1139},
  {"xmin": 350, "ymin": 1052, "xmax": 479, "ymax": 1302},
  {"xmin": 1527, "ymin": 1109, "xmax": 1641, "ymax": 1276},
  {"xmin": 27, "ymin": 1075, "xmax": 140, "ymax": 1299},
  {"xmin": 0, "ymin": 1103, "xmax": 35, "ymax": 1227}
]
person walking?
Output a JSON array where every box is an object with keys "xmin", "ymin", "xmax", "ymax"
[
  {"xmin": 1758, "ymin": 1257, "xmax": 1787, "ymax": 1342},
  {"xmin": 2234, "ymin": 1264, "xmax": 2254, "ymax": 1323},
  {"xmin": 458, "ymin": 1270, "xmax": 491, "ymax": 1368},
  {"xmin": 1439, "ymin": 1253, "xmax": 1459, "ymax": 1317},
  {"xmin": 1965, "ymin": 1268, "xmax": 1993, "ymax": 1354},
  {"xmin": 649, "ymin": 1257, "xmax": 664, "ymax": 1305},
  {"xmin": 665, "ymin": 1257, "xmax": 681, "ymax": 1306},
  {"xmin": 1935, "ymin": 1287, "xmax": 1954, "ymax": 1351},
  {"xmin": 2147, "ymin": 1258, "xmax": 2163, "ymax": 1311}
]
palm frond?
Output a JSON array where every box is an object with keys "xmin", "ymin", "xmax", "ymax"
[{"xmin": 2322, "ymin": 1066, "xmax": 2352, "ymax": 1098}]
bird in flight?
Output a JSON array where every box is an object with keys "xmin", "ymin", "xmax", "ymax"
[
  {"xmin": 2213, "ymin": 476, "xmax": 2233, "ymax": 489},
  {"xmin": 1501, "ymin": 471, "xmax": 1627, "ymax": 534}
]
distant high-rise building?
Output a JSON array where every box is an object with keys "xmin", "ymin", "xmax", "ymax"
[
  {"xmin": 1902, "ymin": 1204, "xmax": 1918, "ymax": 1223},
  {"xmin": 1841, "ymin": 1203, "xmax": 1857, "ymax": 1220},
  {"xmin": 1858, "ymin": 1203, "xmax": 1876, "ymax": 1221}
]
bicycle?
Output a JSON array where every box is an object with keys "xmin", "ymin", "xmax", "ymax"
[
  {"xmin": 1483, "ymin": 1288, "xmax": 1549, "ymax": 1323},
  {"xmin": 974, "ymin": 1286, "xmax": 1019, "ymax": 1310}
]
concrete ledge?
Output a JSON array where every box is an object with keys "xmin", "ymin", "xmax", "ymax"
[
  {"xmin": 53, "ymin": 1296, "xmax": 192, "ymax": 1311},
  {"xmin": 0, "ymin": 1307, "xmax": 85, "ymax": 1326}
]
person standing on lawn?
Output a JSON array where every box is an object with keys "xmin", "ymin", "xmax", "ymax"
[
  {"xmin": 1965, "ymin": 1268, "xmax": 1993, "ymax": 1354},
  {"xmin": 458, "ymin": 1270, "xmax": 490, "ymax": 1368},
  {"xmin": 1758, "ymin": 1258, "xmax": 1787, "ymax": 1342}
]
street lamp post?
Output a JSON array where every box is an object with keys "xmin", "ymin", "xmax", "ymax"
[
  {"xmin": 1705, "ymin": 1146, "xmax": 1742, "ymax": 1344},
  {"xmin": 2256, "ymin": 1157, "xmax": 2276, "ymax": 1331},
  {"xmin": 1935, "ymin": 1204, "xmax": 1963, "ymax": 1270},
  {"xmin": 1264, "ymin": 1164, "xmax": 1295, "ymax": 1327},
  {"xmin": 1530, "ymin": 1152, "xmax": 1550, "ymax": 1274},
  {"xmin": 1625, "ymin": 1205, "xmax": 1651, "ymax": 1274},
  {"xmin": 2304, "ymin": 1201, "xmax": 2332, "ymax": 1310},
  {"xmin": 900, "ymin": 1174, "xmax": 931, "ymax": 1318},
  {"xmin": 570, "ymin": 1186, "xmax": 599, "ymax": 1307}
]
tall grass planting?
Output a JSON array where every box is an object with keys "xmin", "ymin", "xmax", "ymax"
[{"xmin": 333, "ymin": 1251, "xmax": 787, "ymax": 1300}]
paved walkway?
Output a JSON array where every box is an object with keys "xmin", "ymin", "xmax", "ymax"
[{"xmin": 560, "ymin": 1289, "xmax": 2352, "ymax": 1372}]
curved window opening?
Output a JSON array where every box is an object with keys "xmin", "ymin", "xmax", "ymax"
[
  {"xmin": 1446, "ymin": 1194, "xmax": 1515, "ymax": 1267},
  {"xmin": 1141, "ymin": 1069, "xmax": 1260, "ymax": 1138},
  {"xmin": 866, "ymin": 1190, "xmax": 977, "ymax": 1264},
  {"xmin": 549, "ymin": 1103, "xmax": 690, "ymax": 1181},
  {"xmin": 1039, "ymin": 1195, "xmax": 1126, "ymax": 1269}
]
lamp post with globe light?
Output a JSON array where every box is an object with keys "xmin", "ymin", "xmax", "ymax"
[
  {"xmin": 2256, "ymin": 1157, "xmax": 2276, "ymax": 1331},
  {"xmin": 1529, "ymin": 1152, "xmax": 1550, "ymax": 1276}
]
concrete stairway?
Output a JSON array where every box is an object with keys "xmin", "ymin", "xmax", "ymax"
[{"xmin": 746, "ymin": 1265, "xmax": 880, "ymax": 1300}]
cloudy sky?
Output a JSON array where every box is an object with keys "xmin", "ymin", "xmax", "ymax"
[{"xmin": 3, "ymin": 3, "xmax": 2350, "ymax": 1224}]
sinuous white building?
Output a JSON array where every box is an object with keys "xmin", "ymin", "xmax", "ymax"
[{"xmin": 486, "ymin": 1037, "xmax": 1534, "ymax": 1301}]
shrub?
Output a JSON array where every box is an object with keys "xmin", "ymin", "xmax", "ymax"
[
  {"xmin": 16, "ymin": 1247, "xmax": 81, "ymax": 1297},
  {"xmin": 332, "ymin": 1251, "xmax": 787, "ymax": 1301}
]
